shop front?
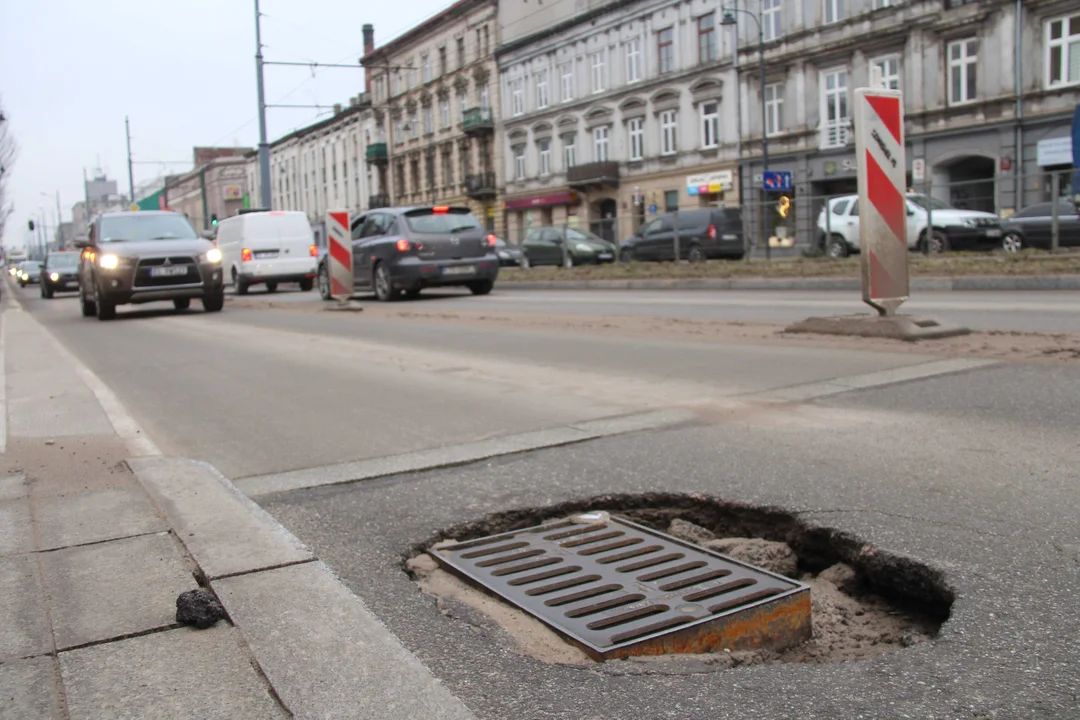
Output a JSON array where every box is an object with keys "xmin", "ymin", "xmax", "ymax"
[{"xmin": 503, "ymin": 190, "xmax": 581, "ymax": 243}]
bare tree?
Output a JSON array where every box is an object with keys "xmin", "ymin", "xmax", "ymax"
[{"xmin": 0, "ymin": 98, "xmax": 18, "ymax": 242}]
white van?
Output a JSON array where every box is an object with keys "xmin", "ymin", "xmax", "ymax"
[{"xmin": 215, "ymin": 211, "xmax": 318, "ymax": 294}]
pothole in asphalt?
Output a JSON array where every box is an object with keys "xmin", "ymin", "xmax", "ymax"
[{"xmin": 405, "ymin": 493, "xmax": 953, "ymax": 670}]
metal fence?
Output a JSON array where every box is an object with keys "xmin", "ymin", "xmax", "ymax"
[{"xmin": 490, "ymin": 166, "xmax": 1079, "ymax": 259}]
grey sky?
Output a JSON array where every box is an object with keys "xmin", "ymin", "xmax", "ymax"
[{"xmin": 0, "ymin": 0, "xmax": 450, "ymax": 250}]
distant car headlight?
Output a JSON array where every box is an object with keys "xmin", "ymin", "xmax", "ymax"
[
  {"xmin": 50, "ymin": 272, "xmax": 59, "ymax": 281},
  {"xmin": 204, "ymin": 248, "xmax": 222, "ymax": 263},
  {"xmin": 99, "ymin": 254, "xmax": 120, "ymax": 269},
  {"xmin": 574, "ymin": 243, "xmax": 594, "ymax": 253}
]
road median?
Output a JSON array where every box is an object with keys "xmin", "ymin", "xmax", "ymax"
[{"xmin": 499, "ymin": 252, "xmax": 1080, "ymax": 291}]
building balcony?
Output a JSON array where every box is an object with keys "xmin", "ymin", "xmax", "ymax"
[
  {"xmin": 819, "ymin": 122, "xmax": 851, "ymax": 151},
  {"xmin": 369, "ymin": 194, "xmax": 390, "ymax": 209},
  {"xmin": 464, "ymin": 171, "xmax": 497, "ymax": 200},
  {"xmin": 462, "ymin": 107, "xmax": 494, "ymax": 135},
  {"xmin": 567, "ymin": 161, "xmax": 620, "ymax": 189},
  {"xmin": 365, "ymin": 142, "xmax": 388, "ymax": 165}
]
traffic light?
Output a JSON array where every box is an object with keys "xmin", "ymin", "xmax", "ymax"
[
  {"xmin": 210, "ymin": 214, "xmax": 219, "ymax": 227},
  {"xmin": 27, "ymin": 219, "xmax": 35, "ymax": 231}
]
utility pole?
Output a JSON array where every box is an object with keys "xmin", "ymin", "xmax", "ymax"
[
  {"xmin": 125, "ymin": 116, "xmax": 135, "ymax": 205},
  {"xmin": 254, "ymin": 0, "xmax": 272, "ymax": 209},
  {"xmin": 55, "ymin": 191, "xmax": 64, "ymax": 249}
]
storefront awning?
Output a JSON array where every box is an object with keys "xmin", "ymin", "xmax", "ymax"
[{"xmin": 504, "ymin": 191, "xmax": 579, "ymax": 211}]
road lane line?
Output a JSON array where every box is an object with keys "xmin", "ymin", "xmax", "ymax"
[
  {"xmin": 4, "ymin": 286, "xmax": 161, "ymax": 457},
  {"xmin": 236, "ymin": 408, "xmax": 697, "ymax": 498},
  {"xmin": 747, "ymin": 358, "xmax": 999, "ymax": 403}
]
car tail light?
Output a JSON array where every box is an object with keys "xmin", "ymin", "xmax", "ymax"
[
  {"xmin": 708, "ymin": 224, "xmax": 717, "ymax": 240},
  {"xmin": 432, "ymin": 206, "xmax": 449, "ymax": 214},
  {"xmin": 396, "ymin": 239, "xmax": 412, "ymax": 252},
  {"xmin": 486, "ymin": 234, "xmax": 497, "ymax": 247},
  {"xmin": 309, "ymin": 244, "xmax": 318, "ymax": 257},
  {"xmin": 241, "ymin": 248, "xmax": 253, "ymax": 262}
]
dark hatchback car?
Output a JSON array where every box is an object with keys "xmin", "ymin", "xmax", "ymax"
[
  {"xmin": 77, "ymin": 211, "xmax": 225, "ymax": 320},
  {"xmin": 620, "ymin": 207, "xmax": 745, "ymax": 262},
  {"xmin": 316, "ymin": 205, "xmax": 499, "ymax": 302},
  {"xmin": 16, "ymin": 261, "xmax": 42, "ymax": 286},
  {"xmin": 1000, "ymin": 199, "xmax": 1080, "ymax": 251},
  {"xmin": 40, "ymin": 251, "xmax": 81, "ymax": 298},
  {"xmin": 520, "ymin": 226, "xmax": 617, "ymax": 268}
]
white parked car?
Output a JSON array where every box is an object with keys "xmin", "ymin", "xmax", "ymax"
[
  {"xmin": 214, "ymin": 211, "xmax": 318, "ymax": 294},
  {"xmin": 815, "ymin": 193, "xmax": 1002, "ymax": 257}
]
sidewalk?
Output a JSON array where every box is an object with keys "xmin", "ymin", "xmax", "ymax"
[{"xmin": 0, "ymin": 292, "xmax": 476, "ymax": 718}]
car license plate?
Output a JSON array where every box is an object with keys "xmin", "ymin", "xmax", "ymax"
[
  {"xmin": 150, "ymin": 265, "xmax": 188, "ymax": 278},
  {"xmin": 597, "ymin": 253, "xmax": 613, "ymax": 260},
  {"xmin": 255, "ymin": 251, "xmax": 278, "ymax": 259},
  {"xmin": 985, "ymin": 229, "xmax": 1001, "ymax": 238},
  {"xmin": 442, "ymin": 265, "xmax": 475, "ymax": 276}
]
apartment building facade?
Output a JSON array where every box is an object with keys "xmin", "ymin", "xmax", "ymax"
[
  {"xmin": 244, "ymin": 98, "xmax": 379, "ymax": 246},
  {"xmin": 362, "ymin": 0, "xmax": 502, "ymax": 230},
  {"xmin": 728, "ymin": 0, "xmax": 1079, "ymax": 243},
  {"xmin": 165, "ymin": 149, "xmax": 251, "ymax": 231},
  {"xmin": 497, "ymin": 0, "xmax": 741, "ymax": 242}
]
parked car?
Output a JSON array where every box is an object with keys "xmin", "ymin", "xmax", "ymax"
[
  {"xmin": 215, "ymin": 210, "xmax": 318, "ymax": 294},
  {"xmin": 815, "ymin": 193, "xmax": 1002, "ymax": 257},
  {"xmin": 521, "ymin": 226, "xmax": 617, "ymax": 268},
  {"xmin": 1000, "ymin": 199, "xmax": 1080, "ymax": 252},
  {"xmin": 76, "ymin": 210, "xmax": 225, "ymax": 320},
  {"xmin": 620, "ymin": 207, "xmax": 745, "ymax": 262},
  {"xmin": 40, "ymin": 251, "xmax": 81, "ymax": 298},
  {"xmin": 316, "ymin": 205, "xmax": 500, "ymax": 302},
  {"xmin": 16, "ymin": 261, "xmax": 41, "ymax": 286},
  {"xmin": 493, "ymin": 237, "xmax": 525, "ymax": 267}
]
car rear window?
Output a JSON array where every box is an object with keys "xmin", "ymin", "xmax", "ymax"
[{"xmin": 404, "ymin": 208, "xmax": 482, "ymax": 234}]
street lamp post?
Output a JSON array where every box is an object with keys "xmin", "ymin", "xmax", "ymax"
[{"xmin": 721, "ymin": 8, "xmax": 770, "ymax": 260}]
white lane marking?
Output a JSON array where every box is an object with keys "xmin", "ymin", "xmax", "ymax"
[
  {"xmin": 747, "ymin": 358, "xmax": 999, "ymax": 403},
  {"xmin": 4, "ymin": 282, "xmax": 161, "ymax": 457}
]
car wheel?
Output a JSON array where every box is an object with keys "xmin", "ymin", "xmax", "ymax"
[
  {"xmin": 373, "ymin": 262, "xmax": 397, "ymax": 302},
  {"xmin": 1002, "ymin": 232, "xmax": 1023, "ymax": 254},
  {"xmin": 233, "ymin": 268, "xmax": 249, "ymax": 295},
  {"xmin": 620, "ymin": 248, "xmax": 634, "ymax": 263},
  {"xmin": 202, "ymin": 291, "xmax": 225, "ymax": 313},
  {"xmin": 919, "ymin": 229, "xmax": 948, "ymax": 254},
  {"xmin": 687, "ymin": 245, "xmax": 706, "ymax": 264},
  {"xmin": 173, "ymin": 298, "xmax": 191, "ymax": 311},
  {"xmin": 299, "ymin": 278, "xmax": 314, "ymax": 292},
  {"xmin": 317, "ymin": 264, "xmax": 332, "ymax": 301},
  {"xmin": 826, "ymin": 235, "xmax": 850, "ymax": 259},
  {"xmin": 80, "ymin": 286, "xmax": 97, "ymax": 317},
  {"xmin": 266, "ymin": 281, "xmax": 278, "ymax": 293},
  {"xmin": 468, "ymin": 280, "xmax": 494, "ymax": 295},
  {"xmin": 42, "ymin": 285, "xmax": 54, "ymax": 299},
  {"xmin": 93, "ymin": 286, "xmax": 115, "ymax": 321}
]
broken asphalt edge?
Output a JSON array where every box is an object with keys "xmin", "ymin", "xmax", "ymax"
[{"xmin": 125, "ymin": 455, "xmax": 479, "ymax": 720}]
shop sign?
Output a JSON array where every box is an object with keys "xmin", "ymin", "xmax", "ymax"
[
  {"xmin": 1036, "ymin": 136, "xmax": 1073, "ymax": 167},
  {"xmin": 686, "ymin": 170, "xmax": 733, "ymax": 195}
]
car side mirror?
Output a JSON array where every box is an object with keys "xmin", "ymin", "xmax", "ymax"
[
  {"xmin": 201, "ymin": 229, "xmax": 215, "ymax": 240},
  {"xmin": 907, "ymin": 207, "xmax": 915, "ymax": 216},
  {"xmin": 74, "ymin": 239, "xmax": 91, "ymax": 249}
]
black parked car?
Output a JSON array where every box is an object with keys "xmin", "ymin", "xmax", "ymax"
[
  {"xmin": 40, "ymin": 251, "xmax": 81, "ymax": 298},
  {"xmin": 520, "ymin": 226, "xmax": 616, "ymax": 268},
  {"xmin": 1000, "ymin": 199, "xmax": 1080, "ymax": 252},
  {"xmin": 316, "ymin": 205, "xmax": 500, "ymax": 302},
  {"xmin": 620, "ymin": 207, "xmax": 745, "ymax": 262},
  {"xmin": 493, "ymin": 237, "xmax": 525, "ymax": 267}
]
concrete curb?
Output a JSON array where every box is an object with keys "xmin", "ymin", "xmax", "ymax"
[{"xmin": 497, "ymin": 274, "xmax": 1080, "ymax": 292}]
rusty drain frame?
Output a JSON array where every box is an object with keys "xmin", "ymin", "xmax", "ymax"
[{"xmin": 431, "ymin": 514, "xmax": 811, "ymax": 661}]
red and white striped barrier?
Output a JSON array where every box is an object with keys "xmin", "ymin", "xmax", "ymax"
[
  {"xmin": 854, "ymin": 84, "xmax": 908, "ymax": 315},
  {"xmin": 326, "ymin": 210, "xmax": 352, "ymax": 301}
]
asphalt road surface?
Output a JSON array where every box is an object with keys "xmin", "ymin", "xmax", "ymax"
[
  {"xmin": 9, "ymin": 281, "xmax": 1079, "ymax": 719},
  {"xmin": 231, "ymin": 284, "xmax": 1080, "ymax": 334}
]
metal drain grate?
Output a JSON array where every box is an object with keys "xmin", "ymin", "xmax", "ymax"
[{"xmin": 431, "ymin": 513, "xmax": 811, "ymax": 660}]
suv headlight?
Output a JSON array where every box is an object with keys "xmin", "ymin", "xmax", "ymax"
[
  {"xmin": 50, "ymin": 272, "xmax": 59, "ymax": 281},
  {"xmin": 98, "ymin": 254, "xmax": 120, "ymax": 269},
  {"xmin": 203, "ymin": 248, "xmax": 222, "ymax": 264}
]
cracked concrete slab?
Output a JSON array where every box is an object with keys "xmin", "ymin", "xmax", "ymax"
[
  {"xmin": 33, "ymin": 485, "xmax": 166, "ymax": 551},
  {"xmin": 0, "ymin": 554, "xmax": 52, "ymax": 663}
]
